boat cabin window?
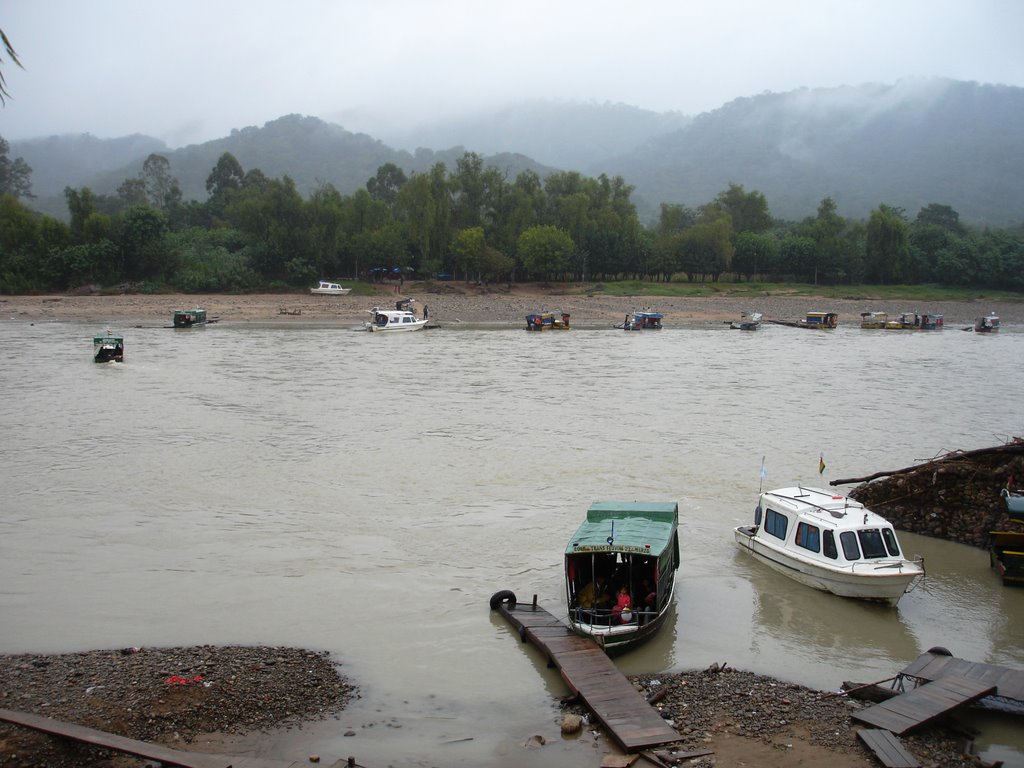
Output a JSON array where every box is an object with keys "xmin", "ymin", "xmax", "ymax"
[
  {"xmin": 764, "ymin": 509, "xmax": 788, "ymax": 541},
  {"xmin": 823, "ymin": 530, "xmax": 838, "ymax": 559},
  {"xmin": 858, "ymin": 528, "xmax": 888, "ymax": 559},
  {"xmin": 882, "ymin": 528, "xmax": 902, "ymax": 557},
  {"xmin": 840, "ymin": 531, "xmax": 861, "ymax": 560},
  {"xmin": 795, "ymin": 522, "xmax": 820, "ymax": 553}
]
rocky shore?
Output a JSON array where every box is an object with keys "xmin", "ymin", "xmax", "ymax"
[
  {"xmin": 0, "ymin": 647, "xmax": 994, "ymax": 768},
  {"xmin": 1, "ymin": 284, "xmax": 1021, "ymax": 328}
]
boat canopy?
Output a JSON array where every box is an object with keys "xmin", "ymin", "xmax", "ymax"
[{"xmin": 566, "ymin": 501, "xmax": 678, "ymax": 556}]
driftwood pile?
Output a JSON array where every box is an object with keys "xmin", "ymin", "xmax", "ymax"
[{"xmin": 831, "ymin": 438, "xmax": 1024, "ymax": 549}]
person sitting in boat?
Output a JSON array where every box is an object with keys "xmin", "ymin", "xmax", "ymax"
[
  {"xmin": 575, "ymin": 575, "xmax": 610, "ymax": 611},
  {"xmin": 636, "ymin": 577, "xmax": 657, "ymax": 623},
  {"xmin": 612, "ymin": 586, "xmax": 633, "ymax": 624}
]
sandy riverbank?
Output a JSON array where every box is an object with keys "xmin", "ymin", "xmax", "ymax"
[{"xmin": 1, "ymin": 285, "xmax": 1020, "ymax": 328}]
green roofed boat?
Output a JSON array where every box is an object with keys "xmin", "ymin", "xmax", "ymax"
[
  {"xmin": 93, "ymin": 332, "xmax": 124, "ymax": 363},
  {"xmin": 565, "ymin": 500, "xmax": 680, "ymax": 654}
]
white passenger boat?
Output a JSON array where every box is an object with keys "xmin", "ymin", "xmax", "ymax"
[
  {"xmin": 734, "ymin": 486, "xmax": 924, "ymax": 605},
  {"xmin": 310, "ymin": 280, "xmax": 351, "ymax": 295},
  {"xmin": 364, "ymin": 298, "xmax": 427, "ymax": 332}
]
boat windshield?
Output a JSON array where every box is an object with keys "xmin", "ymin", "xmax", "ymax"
[
  {"xmin": 857, "ymin": 528, "xmax": 888, "ymax": 559},
  {"xmin": 881, "ymin": 528, "xmax": 902, "ymax": 557}
]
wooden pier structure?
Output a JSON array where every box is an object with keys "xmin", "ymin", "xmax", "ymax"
[
  {"xmin": 0, "ymin": 707, "xmax": 310, "ymax": 768},
  {"xmin": 492, "ymin": 596, "xmax": 680, "ymax": 753}
]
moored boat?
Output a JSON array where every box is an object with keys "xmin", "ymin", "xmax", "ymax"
[
  {"xmin": 93, "ymin": 332, "xmax": 124, "ymax": 363},
  {"xmin": 860, "ymin": 311, "xmax": 888, "ymax": 329},
  {"xmin": 364, "ymin": 298, "xmax": 427, "ymax": 332},
  {"xmin": 731, "ymin": 311, "xmax": 763, "ymax": 330},
  {"xmin": 565, "ymin": 500, "xmax": 680, "ymax": 654},
  {"xmin": 525, "ymin": 311, "xmax": 571, "ymax": 331},
  {"xmin": 310, "ymin": 280, "xmax": 351, "ymax": 295},
  {"xmin": 734, "ymin": 486, "xmax": 924, "ymax": 605},
  {"xmin": 173, "ymin": 308, "xmax": 218, "ymax": 327},
  {"xmin": 974, "ymin": 312, "xmax": 1000, "ymax": 333},
  {"xmin": 1003, "ymin": 487, "xmax": 1024, "ymax": 522},
  {"xmin": 769, "ymin": 311, "xmax": 838, "ymax": 329},
  {"xmin": 618, "ymin": 310, "xmax": 663, "ymax": 330},
  {"xmin": 885, "ymin": 312, "xmax": 944, "ymax": 330}
]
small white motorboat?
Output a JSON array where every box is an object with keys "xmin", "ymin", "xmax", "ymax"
[
  {"xmin": 364, "ymin": 298, "xmax": 427, "ymax": 332},
  {"xmin": 310, "ymin": 280, "xmax": 351, "ymax": 295},
  {"xmin": 734, "ymin": 486, "xmax": 924, "ymax": 605},
  {"xmin": 731, "ymin": 312, "xmax": 763, "ymax": 330}
]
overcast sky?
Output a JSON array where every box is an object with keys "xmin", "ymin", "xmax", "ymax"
[{"xmin": 4, "ymin": 0, "xmax": 1023, "ymax": 148}]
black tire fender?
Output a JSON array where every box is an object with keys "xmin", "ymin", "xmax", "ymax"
[
  {"xmin": 927, "ymin": 646, "xmax": 953, "ymax": 656},
  {"xmin": 489, "ymin": 589, "xmax": 517, "ymax": 610}
]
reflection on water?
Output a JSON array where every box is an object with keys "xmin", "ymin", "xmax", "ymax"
[{"xmin": 1, "ymin": 321, "xmax": 1022, "ymax": 766}]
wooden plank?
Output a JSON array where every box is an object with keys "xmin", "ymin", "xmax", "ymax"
[
  {"xmin": 0, "ymin": 708, "xmax": 302, "ymax": 768},
  {"xmin": 851, "ymin": 676, "xmax": 996, "ymax": 735},
  {"xmin": 497, "ymin": 602, "xmax": 679, "ymax": 752},
  {"xmin": 857, "ymin": 729, "xmax": 921, "ymax": 768},
  {"xmin": 900, "ymin": 651, "xmax": 1024, "ymax": 702}
]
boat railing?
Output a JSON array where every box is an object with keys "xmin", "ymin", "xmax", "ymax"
[{"xmin": 570, "ymin": 606, "xmax": 658, "ymax": 627}]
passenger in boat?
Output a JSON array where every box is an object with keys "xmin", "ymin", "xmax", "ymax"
[
  {"xmin": 575, "ymin": 575, "xmax": 610, "ymax": 611},
  {"xmin": 612, "ymin": 586, "xmax": 632, "ymax": 624},
  {"xmin": 636, "ymin": 577, "xmax": 657, "ymax": 622}
]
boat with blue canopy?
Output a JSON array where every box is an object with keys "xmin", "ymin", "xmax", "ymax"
[{"xmin": 618, "ymin": 310, "xmax": 663, "ymax": 330}]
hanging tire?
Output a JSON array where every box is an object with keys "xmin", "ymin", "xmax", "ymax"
[
  {"xmin": 489, "ymin": 590, "xmax": 517, "ymax": 610},
  {"xmin": 927, "ymin": 646, "xmax": 952, "ymax": 656}
]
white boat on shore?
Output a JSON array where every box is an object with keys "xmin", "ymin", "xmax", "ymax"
[
  {"xmin": 310, "ymin": 280, "xmax": 351, "ymax": 295},
  {"xmin": 364, "ymin": 298, "xmax": 427, "ymax": 332},
  {"xmin": 734, "ymin": 486, "xmax": 924, "ymax": 605}
]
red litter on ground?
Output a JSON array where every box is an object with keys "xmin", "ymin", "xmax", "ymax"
[{"xmin": 165, "ymin": 675, "xmax": 204, "ymax": 685}]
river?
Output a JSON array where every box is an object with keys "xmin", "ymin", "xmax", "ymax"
[{"xmin": 1, "ymin": 319, "xmax": 1022, "ymax": 766}]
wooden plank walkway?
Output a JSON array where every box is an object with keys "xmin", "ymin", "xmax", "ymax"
[
  {"xmin": 900, "ymin": 650, "xmax": 1024, "ymax": 703},
  {"xmin": 851, "ymin": 675, "xmax": 996, "ymax": 735},
  {"xmin": 494, "ymin": 599, "xmax": 679, "ymax": 753},
  {"xmin": 857, "ymin": 729, "xmax": 921, "ymax": 768},
  {"xmin": 0, "ymin": 708, "xmax": 305, "ymax": 768}
]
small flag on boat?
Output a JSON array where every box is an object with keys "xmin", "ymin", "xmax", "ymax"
[
  {"xmin": 818, "ymin": 454, "xmax": 826, "ymax": 475},
  {"xmin": 759, "ymin": 457, "xmax": 767, "ymax": 480}
]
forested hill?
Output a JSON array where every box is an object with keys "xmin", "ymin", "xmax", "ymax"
[
  {"xmin": 597, "ymin": 79, "xmax": 1024, "ymax": 225},
  {"xmin": 11, "ymin": 79, "xmax": 1024, "ymax": 226}
]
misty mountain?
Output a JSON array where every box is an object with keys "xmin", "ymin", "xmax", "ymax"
[
  {"xmin": 10, "ymin": 79, "xmax": 1024, "ymax": 226},
  {"xmin": 13, "ymin": 133, "xmax": 167, "ymax": 199},
  {"xmin": 597, "ymin": 79, "xmax": 1024, "ymax": 225},
  {"xmin": 355, "ymin": 99, "xmax": 692, "ymax": 169}
]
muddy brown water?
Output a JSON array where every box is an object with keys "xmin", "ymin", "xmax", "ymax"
[{"xmin": 1, "ymin": 320, "xmax": 1022, "ymax": 766}]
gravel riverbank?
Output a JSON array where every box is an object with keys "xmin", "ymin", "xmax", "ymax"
[
  {"xmin": 1, "ymin": 284, "xmax": 1021, "ymax": 328},
  {"xmin": 0, "ymin": 647, "xmax": 992, "ymax": 768}
]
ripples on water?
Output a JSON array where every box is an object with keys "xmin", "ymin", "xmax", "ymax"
[{"xmin": 1, "ymin": 320, "xmax": 1022, "ymax": 766}]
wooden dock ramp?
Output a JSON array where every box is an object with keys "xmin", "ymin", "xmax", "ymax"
[
  {"xmin": 492, "ymin": 597, "xmax": 679, "ymax": 752},
  {"xmin": 857, "ymin": 729, "xmax": 921, "ymax": 768},
  {"xmin": 851, "ymin": 675, "xmax": 996, "ymax": 735},
  {"xmin": 900, "ymin": 649, "xmax": 1024, "ymax": 705},
  {"xmin": 0, "ymin": 707, "xmax": 306, "ymax": 768}
]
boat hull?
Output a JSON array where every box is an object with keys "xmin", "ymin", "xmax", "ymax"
[
  {"xmin": 734, "ymin": 526, "xmax": 921, "ymax": 605},
  {"xmin": 365, "ymin": 320, "xmax": 426, "ymax": 332}
]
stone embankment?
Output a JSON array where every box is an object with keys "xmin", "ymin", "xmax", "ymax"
[{"xmin": 836, "ymin": 438, "xmax": 1024, "ymax": 548}]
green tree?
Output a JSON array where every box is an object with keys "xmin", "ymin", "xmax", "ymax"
[
  {"xmin": 366, "ymin": 162, "xmax": 407, "ymax": 211},
  {"xmin": 864, "ymin": 204, "xmax": 910, "ymax": 283},
  {"xmin": 714, "ymin": 183, "xmax": 772, "ymax": 234},
  {"xmin": 141, "ymin": 153, "xmax": 182, "ymax": 212},
  {"xmin": 733, "ymin": 232, "xmax": 777, "ymax": 281},
  {"xmin": 0, "ymin": 136, "xmax": 33, "ymax": 199},
  {"xmin": 517, "ymin": 225, "xmax": 575, "ymax": 280},
  {"xmin": 117, "ymin": 205, "xmax": 170, "ymax": 280},
  {"xmin": 451, "ymin": 226, "xmax": 486, "ymax": 280}
]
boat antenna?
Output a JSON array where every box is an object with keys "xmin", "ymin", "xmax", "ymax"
[{"xmin": 758, "ymin": 456, "xmax": 767, "ymax": 494}]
